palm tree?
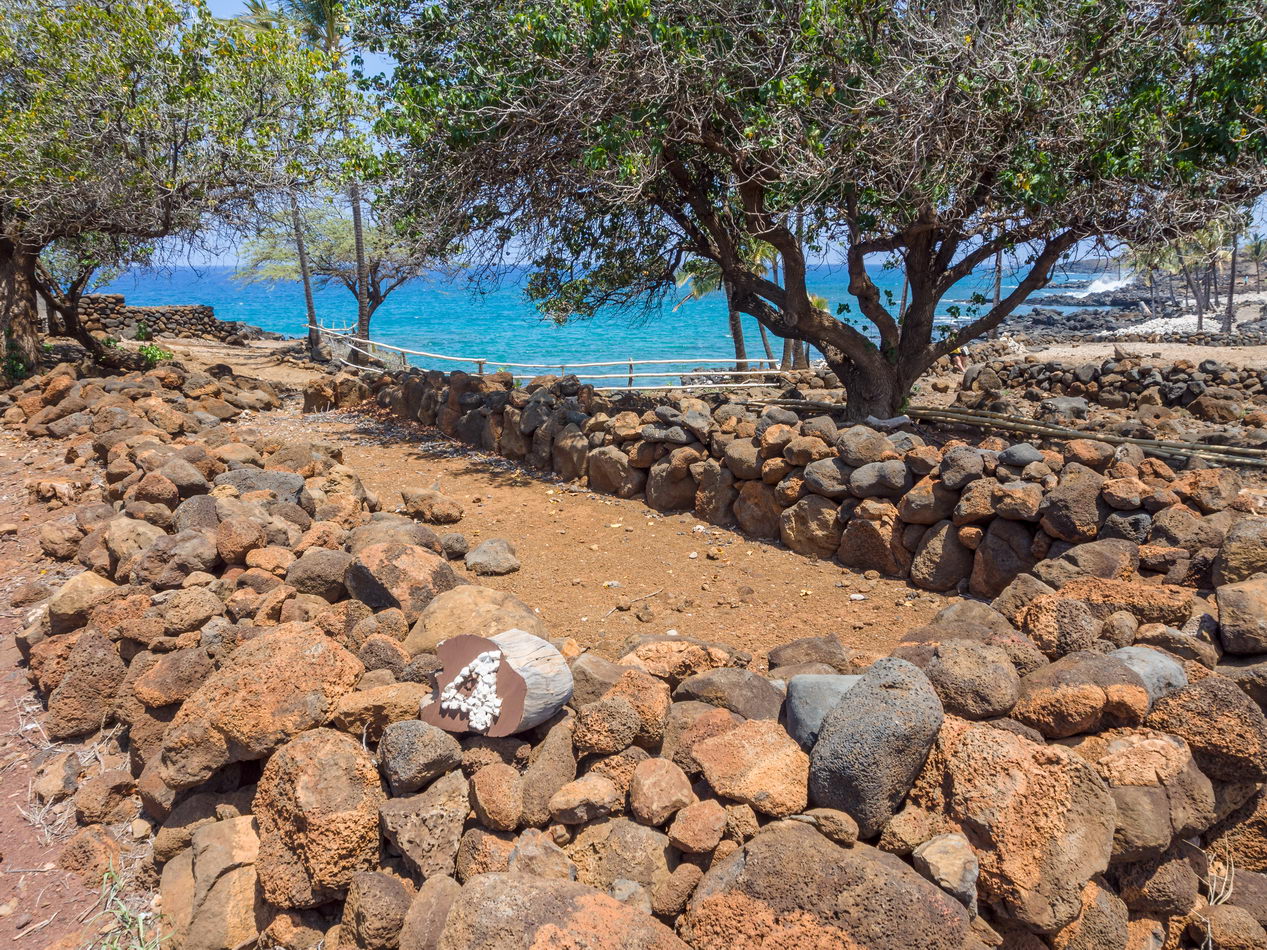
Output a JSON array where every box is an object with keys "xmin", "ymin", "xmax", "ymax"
[
  {"xmin": 675, "ymin": 262, "xmax": 748, "ymax": 371},
  {"xmin": 243, "ymin": 0, "xmax": 371, "ymax": 358},
  {"xmin": 1246, "ymin": 233, "xmax": 1267, "ymax": 291},
  {"xmin": 676, "ymin": 240, "xmax": 798, "ymax": 372}
]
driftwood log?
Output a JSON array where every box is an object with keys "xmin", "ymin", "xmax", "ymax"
[{"xmin": 421, "ymin": 629, "xmax": 574, "ymax": 736}]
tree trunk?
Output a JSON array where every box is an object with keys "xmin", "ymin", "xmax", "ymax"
[
  {"xmin": 722, "ymin": 279, "xmax": 748, "ymax": 372},
  {"xmin": 988, "ymin": 250, "xmax": 1002, "ymax": 338},
  {"xmin": 349, "ymin": 181, "xmax": 371, "ymax": 363},
  {"xmin": 291, "ymin": 196, "xmax": 321, "ymax": 361},
  {"xmin": 792, "ymin": 340, "xmax": 810, "ymax": 369},
  {"xmin": 780, "ymin": 336, "xmax": 794, "ymax": 371},
  {"xmin": 758, "ymin": 324, "xmax": 775, "ymax": 364},
  {"xmin": 831, "ymin": 358, "xmax": 905, "ymax": 423},
  {"xmin": 1224, "ymin": 233, "xmax": 1238, "ymax": 334},
  {"xmin": 2, "ymin": 245, "xmax": 42, "ymax": 378},
  {"xmin": 1179, "ymin": 261, "xmax": 1204, "ymax": 329}
]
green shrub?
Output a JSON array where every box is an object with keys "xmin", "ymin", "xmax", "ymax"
[
  {"xmin": 138, "ymin": 343, "xmax": 172, "ymax": 367},
  {"xmin": 3, "ymin": 351, "xmax": 29, "ymax": 380},
  {"xmin": 134, "ymin": 320, "xmax": 151, "ymax": 341}
]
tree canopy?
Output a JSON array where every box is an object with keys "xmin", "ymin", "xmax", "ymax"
[
  {"xmin": 364, "ymin": 0, "xmax": 1267, "ymax": 418},
  {"xmin": 0, "ymin": 0, "xmax": 342, "ymax": 369},
  {"xmin": 236, "ymin": 200, "xmax": 432, "ymax": 318}
]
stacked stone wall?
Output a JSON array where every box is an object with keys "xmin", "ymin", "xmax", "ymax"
[
  {"xmin": 311, "ymin": 366, "xmax": 1265, "ymax": 598},
  {"xmin": 78, "ymin": 293, "xmax": 261, "ymax": 345}
]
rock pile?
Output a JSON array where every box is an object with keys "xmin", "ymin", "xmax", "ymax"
[
  {"xmin": 76, "ymin": 293, "xmax": 274, "ymax": 346},
  {"xmin": 313, "ymin": 367, "xmax": 1263, "ymax": 594},
  {"xmin": 964, "ymin": 355, "xmax": 1267, "ymax": 420},
  {"xmin": 10, "ymin": 358, "xmax": 1267, "ymax": 950},
  {"xmin": 1, "ymin": 360, "xmax": 281, "ymax": 444}
]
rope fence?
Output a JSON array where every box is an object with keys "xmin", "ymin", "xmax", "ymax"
[{"xmin": 316, "ymin": 327, "xmax": 795, "ymax": 392}]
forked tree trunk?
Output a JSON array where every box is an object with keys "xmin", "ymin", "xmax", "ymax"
[{"xmin": 831, "ymin": 358, "xmax": 906, "ymax": 423}]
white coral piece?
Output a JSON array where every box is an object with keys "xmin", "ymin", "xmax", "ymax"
[{"xmin": 439, "ymin": 649, "xmax": 504, "ymax": 732}]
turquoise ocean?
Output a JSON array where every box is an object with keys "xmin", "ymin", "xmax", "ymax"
[{"xmin": 102, "ymin": 263, "xmax": 1093, "ymax": 383}]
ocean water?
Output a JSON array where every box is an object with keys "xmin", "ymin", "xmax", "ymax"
[{"xmin": 102, "ymin": 262, "xmax": 1079, "ymax": 383}]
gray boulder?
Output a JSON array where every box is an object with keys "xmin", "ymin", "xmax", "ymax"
[
  {"xmin": 212, "ymin": 469, "xmax": 305, "ymax": 505},
  {"xmin": 464, "ymin": 539, "xmax": 520, "ymax": 576},
  {"xmin": 802, "ymin": 458, "xmax": 855, "ymax": 500},
  {"xmin": 849, "ymin": 460, "xmax": 912, "ymax": 500},
  {"xmin": 784, "ymin": 674, "xmax": 860, "ymax": 750},
  {"xmin": 673, "ymin": 668, "xmax": 783, "ymax": 721},
  {"xmin": 286, "ymin": 548, "xmax": 354, "ymax": 601},
  {"xmin": 378, "ymin": 720, "xmax": 463, "ymax": 796},
  {"xmin": 1110, "ymin": 647, "xmax": 1188, "ymax": 704},
  {"xmin": 809, "ymin": 658, "xmax": 944, "ymax": 837}
]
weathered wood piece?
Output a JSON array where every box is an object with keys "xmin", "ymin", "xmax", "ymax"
[{"xmin": 421, "ymin": 629, "xmax": 573, "ymax": 736}]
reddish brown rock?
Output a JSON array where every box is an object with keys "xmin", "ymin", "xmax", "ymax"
[
  {"xmin": 660, "ymin": 702, "xmax": 743, "ymax": 775},
  {"xmin": 454, "ymin": 827, "xmax": 515, "ymax": 883},
  {"xmin": 667, "ymin": 799, "xmax": 727, "ymax": 854},
  {"xmin": 344, "ymin": 543, "xmax": 460, "ymax": 624},
  {"xmin": 45, "ymin": 629, "xmax": 127, "ymax": 740},
  {"xmin": 470, "ymin": 763, "xmax": 524, "ymax": 832},
  {"xmin": 427, "ymin": 873, "xmax": 688, "ymax": 949},
  {"xmin": 680, "ymin": 822, "xmax": 970, "ymax": 950},
  {"xmin": 159, "ymin": 627, "xmax": 362, "ymax": 790},
  {"xmin": 1011, "ymin": 652, "xmax": 1151, "ymax": 739},
  {"xmin": 1144, "ymin": 677, "xmax": 1267, "ymax": 783},
  {"xmin": 1056, "ymin": 577, "xmax": 1194, "ymax": 627},
  {"xmin": 628, "ymin": 757, "xmax": 696, "ymax": 827},
  {"xmin": 605, "ymin": 669, "xmax": 673, "ymax": 748},
  {"xmin": 693, "ymin": 719, "xmax": 808, "ymax": 818},
  {"xmin": 909, "ymin": 717, "xmax": 1115, "ymax": 933},
  {"xmin": 255, "ymin": 728, "xmax": 385, "ymax": 909},
  {"xmin": 548, "ymin": 773, "xmax": 622, "ymax": 825}
]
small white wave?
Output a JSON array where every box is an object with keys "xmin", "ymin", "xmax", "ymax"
[{"xmin": 1073, "ymin": 273, "xmax": 1132, "ymax": 297}]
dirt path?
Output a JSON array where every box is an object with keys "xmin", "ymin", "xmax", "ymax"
[
  {"xmin": 0, "ymin": 429, "xmax": 103, "ymax": 948},
  {"xmin": 251, "ymin": 406, "xmax": 946, "ymax": 664},
  {"xmin": 159, "ymin": 335, "xmax": 948, "ymax": 660}
]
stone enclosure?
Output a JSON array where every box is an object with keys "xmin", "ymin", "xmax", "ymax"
[
  {"xmin": 77, "ymin": 293, "xmax": 267, "ymax": 345},
  {"xmin": 314, "ymin": 365, "xmax": 1261, "ymax": 598},
  {"xmin": 4, "ymin": 353, "xmax": 1267, "ymax": 950}
]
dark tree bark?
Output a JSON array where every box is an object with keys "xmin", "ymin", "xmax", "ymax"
[
  {"xmin": 1224, "ymin": 232, "xmax": 1238, "ymax": 334},
  {"xmin": 758, "ymin": 324, "xmax": 775, "ymax": 364},
  {"xmin": 1, "ymin": 241, "xmax": 43, "ymax": 377},
  {"xmin": 722, "ymin": 278, "xmax": 748, "ymax": 371},
  {"xmin": 349, "ymin": 181, "xmax": 371, "ymax": 364},
  {"xmin": 780, "ymin": 336, "xmax": 794, "ymax": 371},
  {"xmin": 290, "ymin": 196, "xmax": 322, "ymax": 361}
]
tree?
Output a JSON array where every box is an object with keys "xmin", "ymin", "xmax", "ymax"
[
  {"xmin": 365, "ymin": 0, "xmax": 1267, "ymax": 419},
  {"xmin": 676, "ymin": 239, "xmax": 792, "ymax": 371},
  {"xmin": 236, "ymin": 200, "xmax": 430, "ymax": 328},
  {"xmin": 247, "ymin": 0, "xmax": 375, "ymax": 356},
  {"xmin": 36, "ymin": 235, "xmax": 153, "ymax": 342},
  {"xmin": 1246, "ymin": 233, "xmax": 1267, "ymax": 291},
  {"xmin": 0, "ymin": 0, "xmax": 336, "ymax": 373}
]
